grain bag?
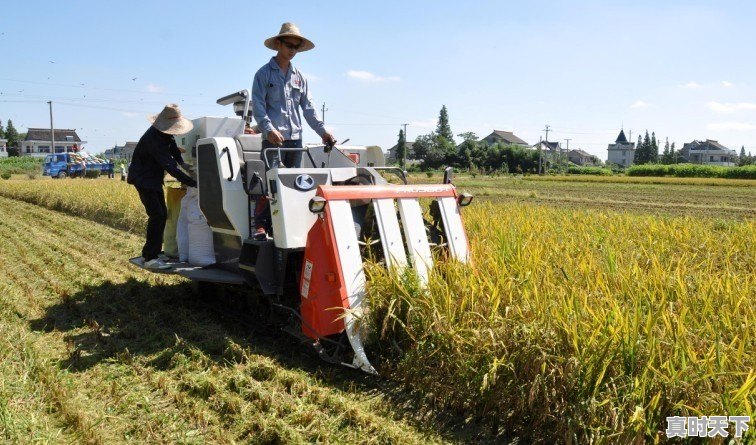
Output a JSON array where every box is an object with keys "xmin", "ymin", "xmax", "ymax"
[{"xmin": 163, "ymin": 186, "xmax": 186, "ymax": 258}]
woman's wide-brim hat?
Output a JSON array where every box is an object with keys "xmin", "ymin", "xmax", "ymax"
[
  {"xmin": 264, "ymin": 22, "xmax": 314, "ymax": 52},
  {"xmin": 148, "ymin": 104, "xmax": 193, "ymax": 135}
]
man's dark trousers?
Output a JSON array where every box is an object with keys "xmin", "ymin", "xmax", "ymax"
[
  {"xmin": 255, "ymin": 140, "xmax": 303, "ymax": 231},
  {"xmin": 136, "ymin": 187, "xmax": 166, "ymax": 261}
]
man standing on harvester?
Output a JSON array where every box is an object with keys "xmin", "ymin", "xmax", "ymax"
[
  {"xmin": 251, "ymin": 22, "xmax": 336, "ymax": 240},
  {"xmin": 128, "ymin": 104, "xmax": 197, "ymax": 270}
]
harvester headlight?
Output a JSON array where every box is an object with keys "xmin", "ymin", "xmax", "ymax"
[
  {"xmin": 458, "ymin": 193, "xmax": 474, "ymax": 207},
  {"xmin": 308, "ymin": 196, "xmax": 327, "ymax": 213}
]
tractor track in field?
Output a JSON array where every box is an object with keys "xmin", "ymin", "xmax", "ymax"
[{"xmin": 0, "ymin": 195, "xmax": 480, "ymax": 444}]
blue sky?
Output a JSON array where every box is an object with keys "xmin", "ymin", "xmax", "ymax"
[{"xmin": 2, "ymin": 0, "xmax": 756, "ymax": 158}]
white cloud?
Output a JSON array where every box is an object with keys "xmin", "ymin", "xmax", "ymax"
[
  {"xmin": 409, "ymin": 119, "xmax": 436, "ymax": 129},
  {"xmin": 681, "ymin": 81, "xmax": 702, "ymax": 89},
  {"xmin": 722, "ymin": 80, "xmax": 734, "ymax": 87},
  {"xmin": 346, "ymin": 70, "xmax": 400, "ymax": 82},
  {"xmin": 146, "ymin": 83, "xmax": 164, "ymax": 93},
  {"xmin": 122, "ymin": 112, "xmax": 138, "ymax": 118},
  {"xmin": 630, "ymin": 100, "xmax": 650, "ymax": 108},
  {"xmin": 706, "ymin": 102, "xmax": 756, "ymax": 114},
  {"xmin": 706, "ymin": 121, "xmax": 756, "ymax": 131}
]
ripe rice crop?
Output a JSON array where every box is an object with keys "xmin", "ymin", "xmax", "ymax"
[
  {"xmin": 367, "ymin": 201, "xmax": 754, "ymax": 442},
  {"xmin": 0, "ymin": 178, "xmax": 149, "ymax": 233}
]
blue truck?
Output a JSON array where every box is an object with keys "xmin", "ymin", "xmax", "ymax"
[
  {"xmin": 42, "ymin": 153, "xmax": 114, "ymax": 178},
  {"xmin": 42, "ymin": 153, "xmax": 83, "ymax": 178}
]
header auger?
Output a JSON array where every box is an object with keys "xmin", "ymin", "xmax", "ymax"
[{"xmin": 131, "ymin": 90, "xmax": 473, "ymax": 374}]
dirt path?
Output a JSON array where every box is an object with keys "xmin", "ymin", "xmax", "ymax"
[{"xmin": 0, "ymin": 195, "xmax": 456, "ymax": 444}]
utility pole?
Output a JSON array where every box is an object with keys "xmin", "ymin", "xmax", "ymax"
[
  {"xmin": 543, "ymin": 124, "xmax": 551, "ymax": 142},
  {"xmin": 538, "ymin": 136, "xmax": 543, "ymax": 175},
  {"xmin": 321, "ymin": 103, "xmax": 328, "ymax": 123},
  {"xmin": 400, "ymin": 123, "xmax": 409, "ymax": 168},
  {"xmin": 47, "ymin": 101, "xmax": 56, "ymax": 155},
  {"xmin": 563, "ymin": 138, "xmax": 571, "ymax": 170}
]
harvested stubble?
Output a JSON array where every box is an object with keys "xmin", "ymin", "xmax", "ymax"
[{"xmin": 0, "ymin": 196, "xmax": 448, "ymax": 444}]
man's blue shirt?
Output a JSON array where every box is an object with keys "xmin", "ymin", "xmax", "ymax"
[{"xmin": 252, "ymin": 57, "xmax": 325, "ymax": 140}]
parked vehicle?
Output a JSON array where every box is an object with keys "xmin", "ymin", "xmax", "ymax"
[
  {"xmin": 42, "ymin": 153, "xmax": 84, "ymax": 178},
  {"xmin": 42, "ymin": 153, "xmax": 114, "ymax": 178}
]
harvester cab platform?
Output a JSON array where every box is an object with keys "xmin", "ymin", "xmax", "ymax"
[{"xmin": 130, "ymin": 89, "xmax": 474, "ymax": 374}]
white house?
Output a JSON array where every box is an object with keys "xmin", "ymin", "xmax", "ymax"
[
  {"xmin": 606, "ymin": 129, "xmax": 636, "ymax": 167},
  {"xmin": 0, "ymin": 138, "xmax": 7, "ymax": 157},
  {"xmin": 680, "ymin": 140, "xmax": 737, "ymax": 166},
  {"xmin": 19, "ymin": 128, "xmax": 86, "ymax": 157}
]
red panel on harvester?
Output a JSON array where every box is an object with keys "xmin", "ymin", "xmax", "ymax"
[{"xmin": 300, "ymin": 207, "xmax": 347, "ymax": 339}]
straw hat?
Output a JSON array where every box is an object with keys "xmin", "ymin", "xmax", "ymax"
[
  {"xmin": 264, "ymin": 22, "xmax": 314, "ymax": 52},
  {"xmin": 148, "ymin": 104, "xmax": 193, "ymax": 135}
]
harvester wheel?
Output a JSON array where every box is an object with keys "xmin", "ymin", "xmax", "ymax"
[{"xmin": 58, "ymin": 171, "xmax": 67, "ymax": 179}]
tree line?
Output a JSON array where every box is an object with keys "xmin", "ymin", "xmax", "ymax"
[
  {"xmin": 394, "ymin": 107, "xmax": 755, "ymax": 171},
  {"xmin": 395, "ymin": 106, "xmax": 540, "ymax": 173}
]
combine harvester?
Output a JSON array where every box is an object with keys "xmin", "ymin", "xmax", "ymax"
[{"xmin": 131, "ymin": 90, "xmax": 473, "ymax": 373}]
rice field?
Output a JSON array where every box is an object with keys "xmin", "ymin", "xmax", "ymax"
[{"xmin": 0, "ymin": 176, "xmax": 754, "ymax": 443}]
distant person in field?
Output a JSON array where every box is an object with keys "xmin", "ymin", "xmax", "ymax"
[
  {"xmin": 128, "ymin": 104, "xmax": 196, "ymax": 270},
  {"xmin": 250, "ymin": 22, "xmax": 335, "ymax": 240}
]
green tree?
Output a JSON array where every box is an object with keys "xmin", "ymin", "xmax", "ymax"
[
  {"xmin": 634, "ymin": 135, "xmax": 643, "ymax": 164},
  {"xmin": 633, "ymin": 130, "xmax": 656, "ymax": 164},
  {"xmin": 413, "ymin": 133, "xmax": 444, "ymax": 169},
  {"xmin": 396, "ymin": 129, "xmax": 406, "ymax": 168},
  {"xmin": 456, "ymin": 132, "xmax": 477, "ymax": 170},
  {"xmin": 650, "ymin": 132, "xmax": 659, "ymax": 163},
  {"xmin": 662, "ymin": 138, "xmax": 671, "ymax": 164},
  {"xmin": 5, "ymin": 119, "xmax": 20, "ymax": 149},
  {"xmin": 738, "ymin": 145, "xmax": 754, "ymax": 166},
  {"xmin": 0, "ymin": 119, "xmax": 5, "ymax": 139},
  {"xmin": 435, "ymin": 134, "xmax": 458, "ymax": 167},
  {"xmin": 436, "ymin": 105, "xmax": 454, "ymax": 143}
]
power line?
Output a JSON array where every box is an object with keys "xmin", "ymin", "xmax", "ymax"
[
  {"xmin": 0, "ymin": 77, "xmax": 206, "ymax": 96},
  {"xmin": 0, "ymin": 92, "xmax": 207, "ymax": 107}
]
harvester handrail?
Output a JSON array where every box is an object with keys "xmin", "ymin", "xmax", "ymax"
[
  {"xmin": 371, "ymin": 167, "xmax": 408, "ymax": 184},
  {"xmin": 262, "ymin": 147, "xmax": 316, "ymax": 169}
]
